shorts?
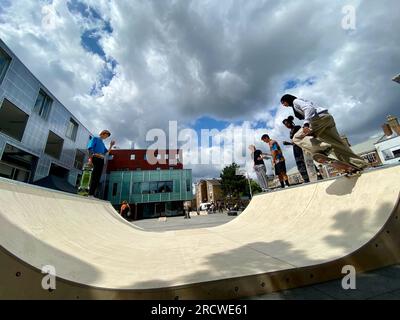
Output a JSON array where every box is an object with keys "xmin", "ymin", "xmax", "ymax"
[{"xmin": 275, "ymin": 161, "xmax": 287, "ymax": 175}]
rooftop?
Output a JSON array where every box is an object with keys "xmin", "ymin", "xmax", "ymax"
[{"xmin": 351, "ymin": 136, "xmax": 383, "ymax": 155}]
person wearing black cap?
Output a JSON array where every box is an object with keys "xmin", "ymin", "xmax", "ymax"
[{"xmin": 87, "ymin": 130, "xmax": 115, "ymax": 198}]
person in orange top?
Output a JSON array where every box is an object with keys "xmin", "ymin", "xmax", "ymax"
[
  {"xmin": 120, "ymin": 201, "xmax": 131, "ymax": 220},
  {"xmin": 261, "ymin": 134, "xmax": 290, "ymax": 189}
]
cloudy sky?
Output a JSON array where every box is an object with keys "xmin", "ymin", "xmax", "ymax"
[{"xmin": 1, "ymin": 0, "xmax": 399, "ymax": 181}]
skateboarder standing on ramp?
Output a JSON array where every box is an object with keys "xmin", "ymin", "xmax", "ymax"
[
  {"xmin": 87, "ymin": 130, "xmax": 116, "ymax": 198},
  {"xmin": 280, "ymin": 94, "xmax": 368, "ymax": 175},
  {"xmin": 261, "ymin": 135, "xmax": 290, "ymax": 189}
]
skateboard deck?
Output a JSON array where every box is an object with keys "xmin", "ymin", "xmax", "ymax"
[
  {"xmin": 78, "ymin": 163, "xmax": 93, "ymax": 196},
  {"xmin": 312, "ymin": 153, "xmax": 362, "ymax": 177}
]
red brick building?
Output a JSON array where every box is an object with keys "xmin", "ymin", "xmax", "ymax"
[
  {"xmin": 105, "ymin": 149, "xmax": 193, "ymax": 220},
  {"xmin": 107, "ymin": 149, "xmax": 183, "ymax": 172}
]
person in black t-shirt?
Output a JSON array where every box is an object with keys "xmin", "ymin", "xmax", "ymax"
[{"xmin": 249, "ymin": 145, "xmax": 269, "ymax": 192}]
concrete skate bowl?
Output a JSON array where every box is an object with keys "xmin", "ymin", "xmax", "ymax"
[{"xmin": 0, "ymin": 165, "xmax": 399, "ymax": 299}]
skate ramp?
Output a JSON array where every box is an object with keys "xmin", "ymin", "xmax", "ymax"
[{"xmin": 0, "ymin": 166, "xmax": 399, "ymax": 299}]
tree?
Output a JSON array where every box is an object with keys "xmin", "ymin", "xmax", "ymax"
[
  {"xmin": 247, "ymin": 179, "xmax": 262, "ymax": 196},
  {"xmin": 220, "ymin": 163, "xmax": 248, "ymax": 199}
]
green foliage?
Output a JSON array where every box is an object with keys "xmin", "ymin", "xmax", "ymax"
[
  {"xmin": 220, "ymin": 163, "xmax": 248, "ymax": 199},
  {"xmin": 248, "ymin": 179, "xmax": 262, "ymax": 195}
]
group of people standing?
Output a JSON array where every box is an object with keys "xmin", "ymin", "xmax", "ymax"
[
  {"xmin": 249, "ymin": 134, "xmax": 291, "ymax": 191},
  {"xmin": 251, "ymin": 94, "xmax": 368, "ymax": 191}
]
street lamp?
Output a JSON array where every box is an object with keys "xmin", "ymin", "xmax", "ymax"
[{"xmin": 392, "ymin": 74, "xmax": 400, "ymax": 84}]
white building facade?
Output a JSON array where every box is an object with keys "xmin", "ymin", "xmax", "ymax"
[{"xmin": 375, "ymin": 136, "xmax": 400, "ymax": 165}]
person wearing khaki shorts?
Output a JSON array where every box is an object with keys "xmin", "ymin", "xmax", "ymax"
[{"xmin": 280, "ymin": 94, "xmax": 368, "ymax": 171}]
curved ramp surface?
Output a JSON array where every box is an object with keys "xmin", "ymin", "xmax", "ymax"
[{"xmin": 0, "ymin": 166, "xmax": 400, "ymax": 299}]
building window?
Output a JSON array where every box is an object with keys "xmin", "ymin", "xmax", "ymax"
[
  {"xmin": 132, "ymin": 182, "xmax": 141, "ymax": 194},
  {"xmin": 74, "ymin": 149, "xmax": 85, "ymax": 170},
  {"xmin": 393, "ymin": 149, "xmax": 400, "ymax": 158},
  {"xmin": 130, "ymin": 154, "xmax": 135, "ymax": 160},
  {"xmin": 44, "ymin": 131, "xmax": 64, "ymax": 159},
  {"xmin": 362, "ymin": 152, "xmax": 377, "ymax": 164},
  {"xmin": 0, "ymin": 162, "xmax": 30, "ymax": 182},
  {"xmin": 112, "ymin": 183, "xmax": 118, "ymax": 197},
  {"xmin": 381, "ymin": 149, "xmax": 393, "ymax": 161},
  {"xmin": 135, "ymin": 181, "xmax": 174, "ymax": 194},
  {"xmin": 158, "ymin": 181, "xmax": 173, "ymax": 193},
  {"xmin": 149, "ymin": 182, "xmax": 158, "ymax": 194},
  {"xmin": 0, "ymin": 47, "xmax": 11, "ymax": 84},
  {"xmin": 141, "ymin": 182, "xmax": 150, "ymax": 194},
  {"xmin": 33, "ymin": 89, "xmax": 53, "ymax": 120},
  {"xmin": 0, "ymin": 144, "xmax": 37, "ymax": 183},
  {"xmin": 0, "ymin": 99, "xmax": 29, "ymax": 141},
  {"xmin": 66, "ymin": 118, "xmax": 79, "ymax": 141}
]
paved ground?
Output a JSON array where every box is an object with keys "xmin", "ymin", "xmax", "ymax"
[
  {"xmin": 132, "ymin": 213, "xmax": 400, "ymax": 300},
  {"xmin": 132, "ymin": 211, "xmax": 239, "ymax": 231}
]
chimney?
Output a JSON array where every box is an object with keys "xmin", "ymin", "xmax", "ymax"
[
  {"xmin": 340, "ymin": 135, "xmax": 351, "ymax": 147},
  {"xmin": 387, "ymin": 115, "xmax": 400, "ymax": 135},
  {"xmin": 382, "ymin": 123, "xmax": 393, "ymax": 137}
]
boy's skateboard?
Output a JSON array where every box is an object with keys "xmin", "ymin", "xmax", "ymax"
[
  {"xmin": 312, "ymin": 153, "xmax": 362, "ymax": 177},
  {"xmin": 78, "ymin": 162, "xmax": 93, "ymax": 196}
]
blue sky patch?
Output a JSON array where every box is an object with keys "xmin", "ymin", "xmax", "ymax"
[
  {"xmin": 81, "ymin": 29, "xmax": 106, "ymax": 58},
  {"xmin": 284, "ymin": 76, "xmax": 317, "ymax": 90},
  {"xmin": 67, "ymin": 0, "xmax": 117, "ymax": 95},
  {"xmin": 193, "ymin": 116, "xmax": 230, "ymax": 132}
]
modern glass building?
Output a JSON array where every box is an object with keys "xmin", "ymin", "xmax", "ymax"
[
  {"xmin": 0, "ymin": 39, "xmax": 92, "ymax": 187},
  {"xmin": 106, "ymin": 149, "xmax": 193, "ymax": 219}
]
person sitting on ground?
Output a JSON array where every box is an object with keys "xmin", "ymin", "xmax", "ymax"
[
  {"xmin": 280, "ymin": 94, "xmax": 368, "ymax": 173},
  {"xmin": 261, "ymin": 134, "xmax": 290, "ymax": 189}
]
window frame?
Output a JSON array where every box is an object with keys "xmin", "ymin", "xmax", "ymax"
[
  {"xmin": 66, "ymin": 118, "xmax": 79, "ymax": 141},
  {"xmin": 0, "ymin": 46, "xmax": 12, "ymax": 84},
  {"xmin": 33, "ymin": 89, "xmax": 53, "ymax": 120}
]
